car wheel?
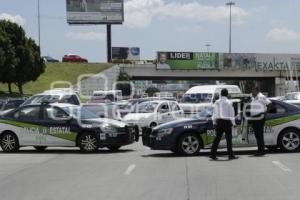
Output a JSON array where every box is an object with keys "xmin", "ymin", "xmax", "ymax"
[
  {"xmin": 0, "ymin": 132, "xmax": 20, "ymax": 153},
  {"xmin": 177, "ymin": 133, "xmax": 201, "ymax": 156},
  {"xmin": 78, "ymin": 133, "xmax": 99, "ymax": 153},
  {"xmin": 150, "ymin": 122, "xmax": 157, "ymax": 128},
  {"xmin": 278, "ymin": 129, "xmax": 300, "ymax": 152},
  {"xmin": 34, "ymin": 146, "xmax": 47, "ymax": 151},
  {"xmin": 107, "ymin": 146, "xmax": 121, "ymax": 151}
]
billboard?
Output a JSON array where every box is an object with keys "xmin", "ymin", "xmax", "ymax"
[
  {"xmin": 112, "ymin": 47, "xmax": 140, "ymax": 60},
  {"xmin": 157, "ymin": 52, "xmax": 219, "ymax": 70},
  {"xmin": 66, "ymin": 0, "xmax": 124, "ymax": 24},
  {"xmin": 157, "ymin": 52, "xmax": 300, "ymax": 71}
]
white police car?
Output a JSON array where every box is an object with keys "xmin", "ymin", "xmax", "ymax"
[
  {"xmin": 0, "ymin": 103, "xmax": 138, "ymax": 153},
  {"xmin": 142, "ymin": 100, "xmax": 300, "ymax": 155}
]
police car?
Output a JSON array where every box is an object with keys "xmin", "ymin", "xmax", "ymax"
[
  {"xmin": 0, "ymin": 103, "xmax": 139, "ymax": 153},
  {"xmin": 142, "ymin": 100, "xmax": 300, "ymax": 156}
]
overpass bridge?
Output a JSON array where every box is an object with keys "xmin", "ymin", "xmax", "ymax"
[{"xmin": 121, "ymin": 64, "xmax": 295, "ymax": 96}]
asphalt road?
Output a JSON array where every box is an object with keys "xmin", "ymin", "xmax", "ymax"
[{"xmin": 0, "ymin": 142, "xmax": 300, "ymax": 200}]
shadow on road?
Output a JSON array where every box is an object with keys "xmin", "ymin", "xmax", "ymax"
[
  {"xmin": 0, "ymin": 148, "xmax": 135, "ymax": 155},
  {"xmin": 142, "ymin": 149, "xmax": 300, "ymax": 158}
]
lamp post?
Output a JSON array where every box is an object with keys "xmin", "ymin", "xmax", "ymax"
[
  {"xmin": 226, "ymin": 1, "xmax": 235, "ymax": 54},
  {"xmin": 38, "ymin": 0, "xmax": 41, "ymax": 48},
  {"xmin": 205, "ymin": 44, "xmax": 211, "ymax": 53}
]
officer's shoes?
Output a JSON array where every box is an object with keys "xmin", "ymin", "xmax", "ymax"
[
  {"xmin": 209, "ymin": 155, "xmax": 218, "ymax": 160},
  {"xmin": 228, "ymin": 155, "xmax": 238, "ymax": 160}
]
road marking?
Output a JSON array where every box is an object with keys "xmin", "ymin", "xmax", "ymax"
[
  {"xmin": 272, "ymin": 161, "xmax": 292, "ymax": 172},
  {"xmin": 124, "ymin": 164, "xmax": 136, "ymax": 175}
]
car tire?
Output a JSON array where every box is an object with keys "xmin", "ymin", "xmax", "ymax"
[
  {"xmin": 177, "ymin": 133, "xmax": 202, "ymax": 156},
  {"xmin": 34, "ymin": 146, "xmax": 47, "ymax": 152},
  {"xmin": 0, "ymin": 132, "xmax": 20, "ymax": 153},
  {"xmin": 278, "ymin": 128, "xmax": 300, "ymax": 152},
  {"xmin": 150, "ymin": 122, "xmax": 157, "ymax": 128},
  {"xmin": 107, "ymin": 146, "xmax": 121, "ymax": 151},
  {"xmin": 78, "ymin": 133, "xmax": 99, "ymax": 153}
]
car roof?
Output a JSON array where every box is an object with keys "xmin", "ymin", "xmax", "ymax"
[{"xmin": 186, "ymin": 85, "xmax": 241, "ymax": 94}]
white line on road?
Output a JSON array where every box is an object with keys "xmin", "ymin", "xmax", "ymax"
[
  {"xmin": 124, "ymin": 164, "xmax": 136, "ymax": 175},
  {"xmin": 272, "ymin": 161, "xmax": 292, "ymax": 172}
]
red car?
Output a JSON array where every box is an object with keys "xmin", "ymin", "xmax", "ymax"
[{"xmin": 62, "ymin": 54, "xmax": 88, "ymax": 63}]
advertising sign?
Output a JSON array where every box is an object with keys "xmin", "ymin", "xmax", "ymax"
[
  {"xmin": 157, "ymin": 52, "xmax": 219, "ymax": 70},
  {"xmin": 255, "ymin": 54, "xmax": 300, "ymax": 71},
  {"xmin": 112, "ymin": 47, "xmax": 140, "ymax": 60},
  {"xmin": 221, "ymin": 53, "xmax": 256, "ymax": 70},
  {"xmin": 66, "ymin": 0, "xmax": 124, "ymax": 24}
]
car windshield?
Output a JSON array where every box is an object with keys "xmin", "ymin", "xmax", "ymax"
[
  {"xmin": 285, "ymin": 93, "xmax": 300, "ymax": 100},
  {"xmin": 62, "ymin": 106, "xmax": 99, "ymax": 120},
  {"xmin": 135, "ymin": 101, "xmax": 159, "ymax": 113},
  {"xmin": 195, "ymin": 107, "xmax": 214, "ymax": 118},
  {"xmin": 23, "ymin": 95, "xmax": 60, "ymax": 105},
  {"xmin": 182, "ymin": 93, "xmax": 213, "ymax": 103}
]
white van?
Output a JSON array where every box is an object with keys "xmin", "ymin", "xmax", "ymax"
[
  {"xmin": 179, "ymin": 85, "xmax": 242, "ymax": 116},
  {"xmin": 89, "ymin": 90, "xmax": 122, "ymax": 103}
]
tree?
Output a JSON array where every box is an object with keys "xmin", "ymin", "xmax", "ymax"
[
  {"xmin": 0, "ymin": 20, "xmax": 45, "ymax": 95},
  {"xmin": 116, "ymin": 71, "xmax": 131, "ymax": 96},
  {"xmin": 145, "ymin": 86, "xmax": 160, "ymax": 97}
]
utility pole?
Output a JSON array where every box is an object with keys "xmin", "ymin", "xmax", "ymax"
[
  {"xmin": 107, "ymin": 24, "xmax": 112, "ymax": 62},
  {"xmin": 38, "ymin": 0, "xmax": 41, "ymax": 48},
  {"xmin": 226, "ymin": 1, "xmax": 235, "ymax": 54}
]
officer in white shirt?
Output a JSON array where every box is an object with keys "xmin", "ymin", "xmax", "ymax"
[
  {"xmin": 210, "ymin": 88, "xmax": 238, "ymax": 160},
  {"xmin": 249, "ymin": 86, "xmax": 271, "ymax": 156}
]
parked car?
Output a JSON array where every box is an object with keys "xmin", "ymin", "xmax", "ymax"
[
  {"xmin": 142, "ymin": 99, "xmax": 300, "ymax": 156},
  {"xmin": 22, "ymin": 89, "xmax": 81, "ymax": 106},
  {"xmin": 42, "ymin": 56, "xmax": 59, "ymax": 63},
  {"xmin": 62, "ymin": 54, "xmax": 88, "ymax": 63},
  {"xmin": 283, "ymin": 92, "xmax": 300, "ymax": 107},
  {"xmin": 0, "ymin": 103, "xmax": 139, "ymax": 153},
  {"xmin": 82, "ymin": 103, "xmax": 122, "ymax": 121},
  {"xmin": 123, "ymin": 100, "xmax": 184, "ymax": 128},
  {"xmin": 179, "ymin": 85, "xmax": 242, "ymax": 116},
  {"xmin": 0, "ymin": 99, "xmax": 25, "ymax": 116}
]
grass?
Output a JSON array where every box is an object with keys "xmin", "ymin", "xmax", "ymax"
[{"xmin": 0, "ymin": 62, "xmax": 112, "ymax": 97}]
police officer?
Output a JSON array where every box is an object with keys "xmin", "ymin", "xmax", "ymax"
[
  {"xmin": 210, "ymin": 88, "xmax": 238, "ymax": 160},
  {"xmin": 249, "ymin": 86, "xmax": 271, "ymax": 156}
]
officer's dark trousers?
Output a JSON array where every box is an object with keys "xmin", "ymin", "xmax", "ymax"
[
  {"xmin": 250, "ymin": 119, "xmax": 265, "ymax": 153},
  {"xmin": 211, "ymin": 119, "xmax": 233, "ymax": 156}
]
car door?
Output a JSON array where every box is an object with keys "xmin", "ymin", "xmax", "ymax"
[
  {"xmin": 40, "ymin": 105, "xmax": 77, "ymax": 146},
  {"xmin": 169, "ymin": 101, "xmax": 184, "ymax": 120},
  {"xmin": 156, "ymin": 102, "xmax": 172, "ymax": 124},
  {"xmin": 11, "ymin": 105, "xmax": 43, "ymax": 145},
  {"xmin": 247, "ymin": 101, "xmax": 288, "ymax": 145}
]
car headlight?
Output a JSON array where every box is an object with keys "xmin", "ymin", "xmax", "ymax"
[
  {"xmin": 157, "ymin": 128, "xmax": 173, "ymax": 136},
  {"xmin": 100, "ymin": 123, "xmax": 117, "ymax": 133}
]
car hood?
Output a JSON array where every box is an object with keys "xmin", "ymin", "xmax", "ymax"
[
  {"xmin": 154, "ymin": 117, "xmax": 209, "ymax": 130},
  {"xmin": 179, "ymin": 103, "xmax": 212, "ymax": 112},
  {"xmin": 81, "ymin": 118, "xmax": 127, "ymax": 128},
  {"xmin": 123, "ymin": 113, "xmax": 153, "ymax": 121}
]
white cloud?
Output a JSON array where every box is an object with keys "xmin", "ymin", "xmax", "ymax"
[
  {"xmin": 64, "ymin": 31, "xmax": 106, "ymax": 41},
  {"xmin": 266, "ymin": 28, "xmax": 300, "ymax": 41},
  {"xmin": 0, "ymin": 13, "xmax": 26, "ymax": 26},
  {"xmin": 124, "ymin": 0, "xmax": 248, "ymax": 28}
]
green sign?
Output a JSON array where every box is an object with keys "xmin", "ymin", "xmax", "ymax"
[{"xmin": 157, "ymin": 52, "xmax": 219, "ymax": 70}]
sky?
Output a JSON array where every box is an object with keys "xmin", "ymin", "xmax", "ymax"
[{"xmin": 1, "ymin": 0, "xmax": 300, "ymax": 62}]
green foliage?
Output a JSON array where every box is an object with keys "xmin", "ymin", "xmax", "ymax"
[
  {"xmin": 117, "ymin": 71, "xmax": 131, "ymax": 96},
  {"xmin": 145, "ymin": 86, "xmax": 160, "ymax": 97},
  {"xmin": 0, "ymin": 20, "xmax": 45, "ymax": 95},
  {"xmin": 0, "ymin": 62, "xmax": 112, "ymax": 96}
]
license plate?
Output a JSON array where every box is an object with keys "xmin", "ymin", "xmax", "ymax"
[{"xmin": 100, "ymin": 133, "xmax": 106, "ymax": 140}]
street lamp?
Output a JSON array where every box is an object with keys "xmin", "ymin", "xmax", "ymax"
[
  {"xmin": 205, "ymin": 44, "xmax": 211, "ymax": 53},
  {"xmin": 37, "ymin": 0, "xmax": 41, "ymax": 48},
  {"xmin": 226, "ymin": 1, "xmax": 235, "ymax": 54}
]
